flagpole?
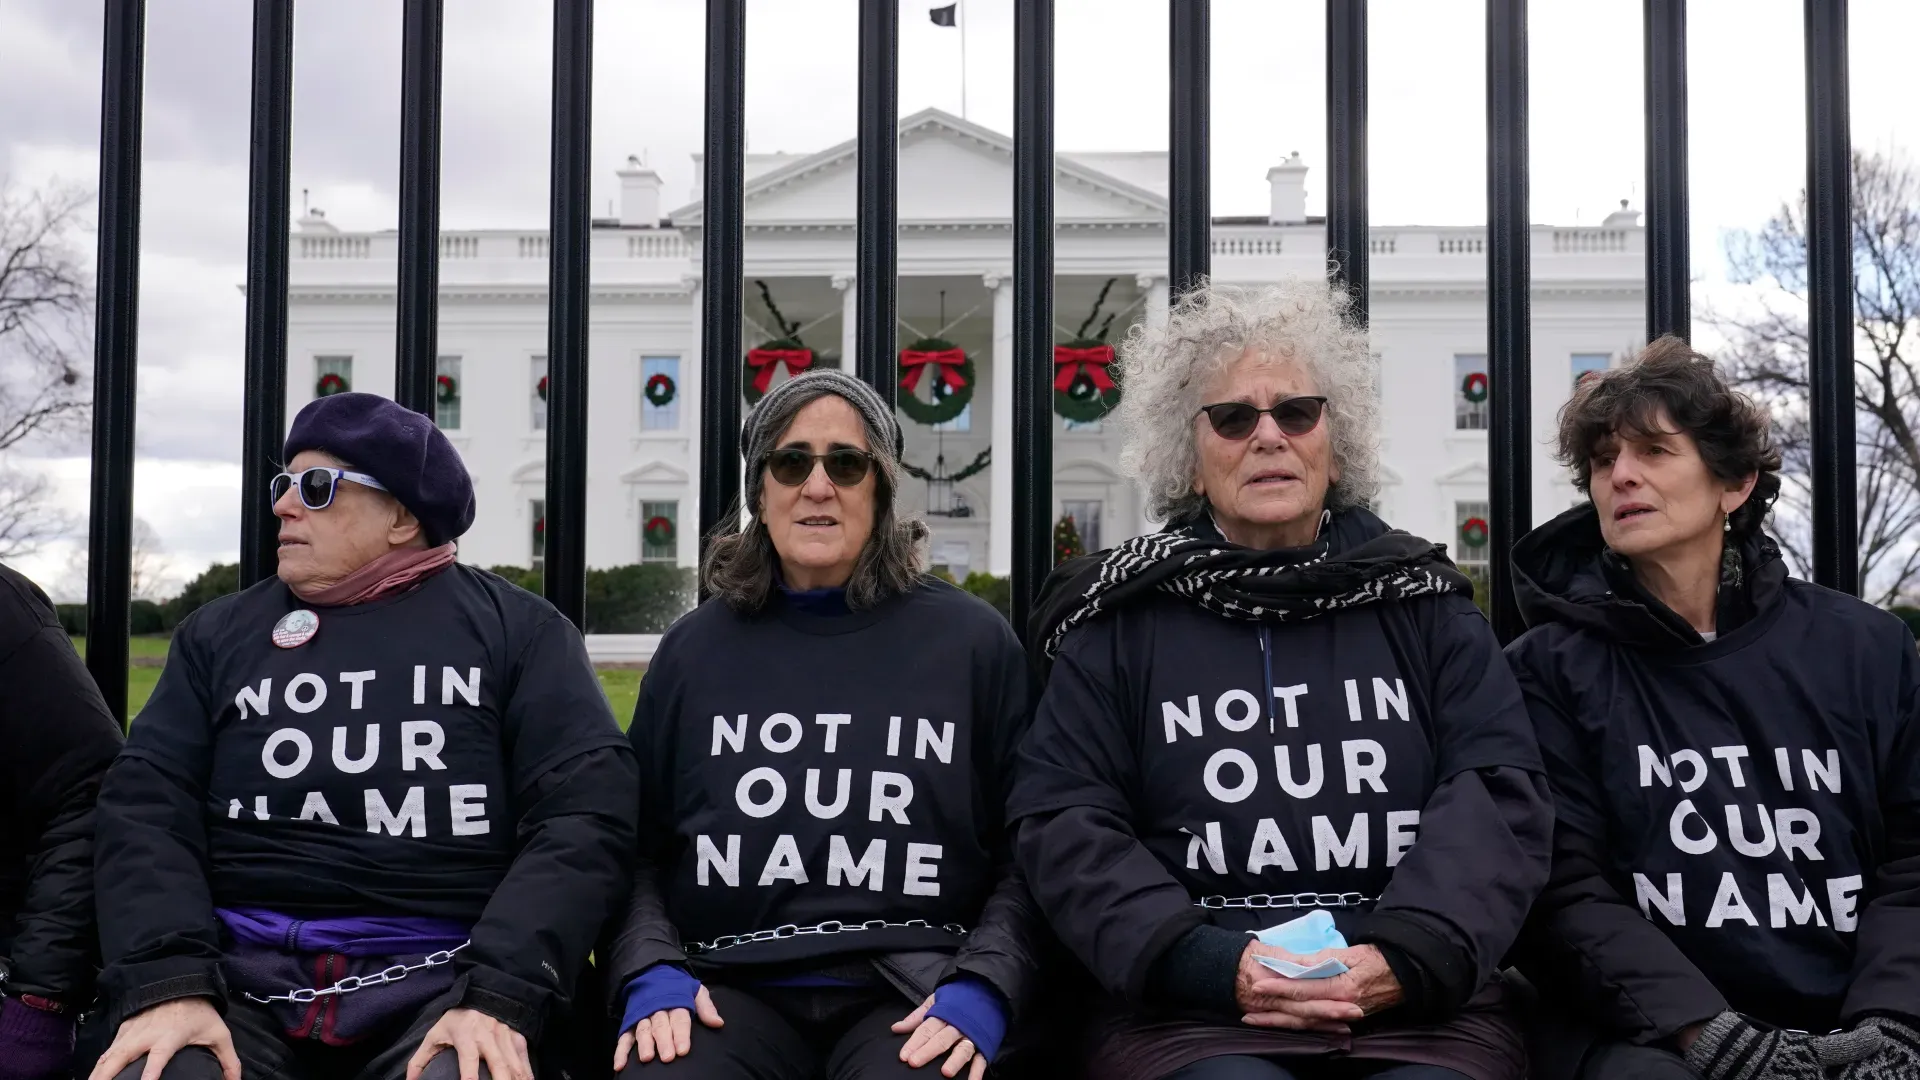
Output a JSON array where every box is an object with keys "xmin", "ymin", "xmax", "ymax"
[{"xmin": 959, "ymin": 0, "xmax": 968, "ymax": 120}]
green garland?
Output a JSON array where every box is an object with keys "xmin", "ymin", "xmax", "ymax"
[
  {"xmin": 901, "ymin": 447, "xmax": 991, "ymax": 484},
  {"xmin": 897, "ymin": 337, "xmax": 975, "ymax": 427}
]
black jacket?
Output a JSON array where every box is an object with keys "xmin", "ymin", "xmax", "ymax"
[
  {"xmin": 607, "ymin": 579, "xmax": 1043, "ymax": 1020},
  {"xmin": 0, "ymin": 563, "xmax": 123, "ymax": 1004},
  {"xmin": 93, "ymin": 566, "xmax": 638, "ymax": 1038},
  {"xmin": 1506, "ymin": 504, "xmax": 1920, "ymax": 1041},
  {"xmin": 1008, "ymin": 510, "xmax": 1553, "ymax": 1025}
]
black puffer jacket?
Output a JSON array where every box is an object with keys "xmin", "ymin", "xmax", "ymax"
[
  {"xmin": 0, "ymin": 563, "xmax": 123, "ymax": 1004},
  {"xmin": 1506, "ymin": 504, "xmax": 1920, "ymax": 1042}
]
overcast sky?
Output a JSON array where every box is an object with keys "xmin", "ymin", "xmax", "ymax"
[{"xmin": 1, "ymin": 0, "xmax": 1914, "ymax": 598}]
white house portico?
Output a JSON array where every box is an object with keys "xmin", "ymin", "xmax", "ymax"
[{"xmin": 286, "ymin": 107, "xmax": 1645, "ymax": 585}]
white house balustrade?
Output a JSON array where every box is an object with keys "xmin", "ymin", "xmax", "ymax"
[{"xmin": 284, "ymin": 108, "xmax": 1645, "ymax": 579}]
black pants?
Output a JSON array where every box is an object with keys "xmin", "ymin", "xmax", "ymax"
[
  {"xmin": 1576, "ymin": 1042, "xmax": 1700, "ymax": 1080},
  {"xmin": 1165, "ymin": 1058, "xmax": 1471, "ymax": 1080},
  {"xmin": 616, "ymin": 983, "xmax": 933, "ymax": 1080},
  {"xmin": 107, "ymin": 985, "xmax": 486, "ymax": 1080}
]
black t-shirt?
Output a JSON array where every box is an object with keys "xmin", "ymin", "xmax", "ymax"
[
  {"xmin": 628, "ymin": 579, "xmax": 1028, "ymax": 969},
  {"xmin": 119, "ymin": 565, "xmax": 630, "ymax": 921}
]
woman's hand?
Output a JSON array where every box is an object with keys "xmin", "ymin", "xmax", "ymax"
[
  {"xmin": 1242, "ymin": 943, "xmax": 1402, "ymax": 1029},
  {"xmin": 1234, "ymin": 942, "xmax": 1366, "ymax": 1032},
  {"xmin": 893, "ymin": 995, "xmax": 988, "ymax": 1080},
  {"xmin": 405, "ymin": 1008, "xmax": 532, "ymax": 1080},
  {"xmin": 612, "ymin": 986, "xmax": 724, "ymax": 1069},
  {"xmin": 88, "ymin": 998, "xmax": 239, "ymax": 1080}
]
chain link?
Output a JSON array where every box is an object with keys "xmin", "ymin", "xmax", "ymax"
[
  {"xmin": 241, "ymin": 941, "xmax": 469, "ymax": 1005},
  {"xmin": 683, "ymin": 919, "xmax": 968, "ymax": 957},
  {"xmin": 1193, "ymin": 892, "xmax": 1375, "ymax": 911}
]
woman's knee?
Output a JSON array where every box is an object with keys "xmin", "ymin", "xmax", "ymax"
[
  {"xmin": 1164, "ymin": 1055, "xmax": 1302, "ymax": 1080},
  {"xmin": 1578, "ymin": 1042, "xmax": 1700, "ymax": 1080},
  {"xmin": 416, "ymin": 1053, "xmax": 492, "ymax": 1080},
  {"xmin": 109, "ymin": 1048, "xmax": 229, "ymax": 1080}
]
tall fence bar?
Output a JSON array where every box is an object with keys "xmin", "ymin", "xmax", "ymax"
[
  {"xmin": 1011, "ymin": 0, "xmax": 1055, "ymax": 641},
  {"xmin": 1486, "ymin": 0, "xmax": 1531, "ymax": 642},
  {"xmin": 84, "ymin": 0, "xmax": 147, "ymax": 724},
  {"xmin": 393, "ymin": 0, "xmax": 443, "ymax": 413},
  {"xmin": 1326, "ymin": 0, "xmax": 1368, "ymax": 324},
  {"xmin": 697, "ymin": 0, "xmax": 747, "ymax": 552},
  {"xmin": 855, "ymin": 0, "xmax": 899, "ymax": 407},
  {"xmin": 239, "ymin": 0, "xmax": 294, "ymax": 589},
  {"xmin": 1169, "ymin": 0, "xmax": 1209, "ymax": 297},
  {"xmin": 543, "ymin": 0, "xmax": 593, "ymax": 628},
  {"xmin": 1805, "ymin": 0, "xmax": 1856, "ymax": 594},
  {"xmin": 1644, "ymin": 0, "xmax": 1690, "ymax": 341}
]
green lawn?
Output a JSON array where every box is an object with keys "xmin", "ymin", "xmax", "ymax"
[{"xmin": 74, "ymin": 636, "xmax": 641, "ymax": 724}]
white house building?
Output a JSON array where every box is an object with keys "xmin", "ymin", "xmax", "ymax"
[{"xmin": 286, "ymin": 107, "xmax": 1645, "ymax": 590}]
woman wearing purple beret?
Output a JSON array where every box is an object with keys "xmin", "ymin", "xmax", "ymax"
[{"xmin": 88, "ymin": 392, "xmax": 639, "ymax": 1080}]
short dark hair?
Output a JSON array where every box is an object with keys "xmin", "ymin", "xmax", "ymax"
[{"xmin": 1555, "ymin": 334, "xmax": 1782, "ymax": 537}]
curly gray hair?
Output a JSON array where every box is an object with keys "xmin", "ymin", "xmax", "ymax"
[{"xmin": 1115, "ymin": 278, "xmax": 1382, "ymax": 524}]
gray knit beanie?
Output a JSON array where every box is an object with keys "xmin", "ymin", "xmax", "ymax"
[{"xmin": 742, "ymin": 369, "xmax": 903, "ymax": 508}]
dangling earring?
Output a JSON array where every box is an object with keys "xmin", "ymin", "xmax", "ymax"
[{"xmin": 1723, "ymin": 515, "xmax": 1732, "ymax": 533}]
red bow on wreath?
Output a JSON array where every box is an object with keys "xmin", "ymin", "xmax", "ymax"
[
  {"xmin": 746, "ymin": 348, "xmax": 814, "ymax": 394},
  {"xmin": 1053, "ymin": 344, "xmax": 1117, "ymax": 393},
  {"xmin": 899, "ymin": 348, "xmax": 969, "ymax": 394}
]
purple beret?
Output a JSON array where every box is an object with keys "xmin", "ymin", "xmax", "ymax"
[{"xmin": 284, "ymin": 392, "xmax": 475, "ymax": 544}]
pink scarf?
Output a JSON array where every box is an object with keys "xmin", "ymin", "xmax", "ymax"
[{"xmin": 291, "ymin": 543, "xmax": 458, "ymax": 607}]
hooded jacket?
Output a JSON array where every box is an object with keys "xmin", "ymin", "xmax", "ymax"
[
  {"xmin": 1506, "ymin": 504, "xmax": 1920, "ymax": 1042},
  {"xmin": 0, "ymin": 563, "xmax": 123, "ymax": 1004},
  {"xmin": 1007, "ymin": 509, "xmax": 1552, "ymax": 1077}
]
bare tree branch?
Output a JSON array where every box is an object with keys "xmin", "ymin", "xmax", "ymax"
[
  {"xmin": 1709, "ymin": 150, "xmax": 1920, "ymax": 603},
  {"xmin": 0, "ymin": 469, "xmax": 76, "ymax": 559}
]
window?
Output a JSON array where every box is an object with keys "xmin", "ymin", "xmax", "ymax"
[
  {"xmin": 1454, "ymin": 500, "xmax": 1491, "ymax": 573},
  {"xmin": 1571, "ymin": 352, "xmax": 1610, "ymax": 394},
  {"xmin": 314, "ymin": 355, "xmax": 353, "ymax": 399},
  {"xmin": 641, "ymin": 501, "xmax": 678, "ymax": 563},
  {"xmin": 531, "ymin": 499, "xmax": 546, "ymax": 570},
  {"xmin": 435, "ymin": 356, "xmax": 462, "ymax": 430},
  {"xmin": 530, "ymin": 356, "xmax": 548, "ymax": 430},
  {"xmin": 1454, "ymin": 354, "xmax": 1488, "ymax": 431},
  {"xmin": 1061, "ymin": 499, "xmax": 1104, "ymax": 553},
  {"xmin": 932, "ymin": 404, "xmax": 971, "ymax": 433},
  {"xmin": 641, "ymin": 356, "xmax": 681, "ymax": 431},
  {"xmin": 932, "ymin": 540, "xmax": 972, "ymax": 580}
]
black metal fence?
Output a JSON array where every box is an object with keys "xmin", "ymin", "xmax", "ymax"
[{"xmin": 81, "ymin": 0, "xmax": 1861, "ymax": 720}]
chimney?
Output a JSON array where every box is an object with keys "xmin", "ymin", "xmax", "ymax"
[
  {"xmin": 1602, "ymin": 198, "xmax": 1640, "ymax": 228},
  {"xmin": 618, "ymin": 155, "xmax": 663, "ymax": 227},
  {"xmin": 297, "ymin": 207, "xmax": 338, "ymax": 233},
  {"xmin": 1267, "ymin": 151, "xmax": 1308, "ymax": 225}
]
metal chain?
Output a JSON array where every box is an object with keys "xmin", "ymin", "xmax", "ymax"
[
  {"xmin": 1193, "ymin": 892, "xmax": 1375, "ymax": 911},
  {"xmin": 683, "ymin": 919, "xmax": 968, "ymax": 957},
  {"xmin": 241, "ymin": 941, "xmax": 470, "ymax": 1005}
]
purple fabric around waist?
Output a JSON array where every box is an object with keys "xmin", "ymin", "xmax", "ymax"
[{"xmin": 215, "ymin": 907, "xmax": 470, "ymax": 957}]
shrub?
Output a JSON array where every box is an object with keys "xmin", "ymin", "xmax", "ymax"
[
  {"xmin": 484, "ymin": 563, "xmax": 697, "ymax": 634},
  {"xmin": 163, "ymin": 563, "xmax": 241, "ymax": 629},
  {"xmin": 960, "ymin": 572, "xmax": 1012, "ymax": 621},
  {"xmin": 1891, "ymin": 605, "xmax": 1920, "ymax": 640}
]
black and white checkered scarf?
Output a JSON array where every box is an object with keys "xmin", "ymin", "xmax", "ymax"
[{"xmin": 1030, "ymin": 506, "xmax": 1475, "ymax": 663}]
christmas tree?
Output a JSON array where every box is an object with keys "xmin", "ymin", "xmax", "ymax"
[{"xmin": 1053, "ymin": 514, "xmax": 1084, "ymax": 565}]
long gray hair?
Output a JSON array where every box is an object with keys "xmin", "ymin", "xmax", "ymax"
[{"xmin": 702, "ymin": 370, "xmax": 929, "ymax": 612}]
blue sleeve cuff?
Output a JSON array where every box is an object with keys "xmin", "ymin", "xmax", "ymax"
[
  {"xmin": 927, "ymin": 976, "xmax": 1009, "ymax": 1063},
  {"xmin": 619, "ymin": 963, "xmax": 701, "ymax": 1033}
]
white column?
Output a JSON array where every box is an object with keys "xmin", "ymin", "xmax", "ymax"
[
  {"xmin": 987, "ymin": 272, "xmax": 1015, "ymax": 577},
  {"xmin": 682, "ymin": 277, "xmax": 703, "ymax": 568},
  {"xmin": 833, "ymin": 273, "xmax": 856, "ymax": 370},
  {"xmin": 1137, "ymin": 273, "xmax": 1169, "ymax": 537}
]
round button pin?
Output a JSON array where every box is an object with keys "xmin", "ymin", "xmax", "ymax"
[{"xmin": 271, "ymin": 609, "xmax": 319, "ymax": 649}]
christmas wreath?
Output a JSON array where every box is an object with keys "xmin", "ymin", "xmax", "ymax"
[
  {"xmin": 1055, "ymin": 277, "xmax": 1124, "ymax": 423},
  {"xmin": 1460, "ymin": 516, "xmax": 1489, "ymax": 548},
  {"xmin": 900, "ymin": 447, "xmax": 991, "ymax": 484},
  {"xmin": 1461, "ymin": 371, "xmax": 1490, "ymax": 404},
  {"xmin": 898, "ymin": 337, "xmax": 974, "ymax": 427},
  {"xmin": 436, "ymin": 373, "xmax": 458, "ymax": 404},
  {"xmin": 644, "ymin": 515, "xmax": 675, "ymax": 548},
  {"xmin": 645, "ymin": 372, "xmax": 677, "ymax": 408},
  {"xmin": 745, "ymin": 281, "xmax": 817, "ymax": 404},
  {"xmin": 316, "ymin": 372, "xmax": 349, "ymax": 397},
  {"xmin": 537, "ymin": 374, "xmax": 549, "ymax": 402}
]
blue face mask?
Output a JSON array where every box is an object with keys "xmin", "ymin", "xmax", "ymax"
[{"xmin": 1248, "ymin": 910, "xmax": 1351, "ymax": 979}]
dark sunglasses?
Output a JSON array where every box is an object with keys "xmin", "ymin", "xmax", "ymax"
[
  {"xmin": 270, "ymin": 466, "xmax": 389, "ymax": 510},
  {"xmin": 764, "ymin": 447, "xmax": 876, "ymax": 488},
  {"xmin": 1197, "ymin": 396, "xmax": 1329, "ymax": 440}
]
